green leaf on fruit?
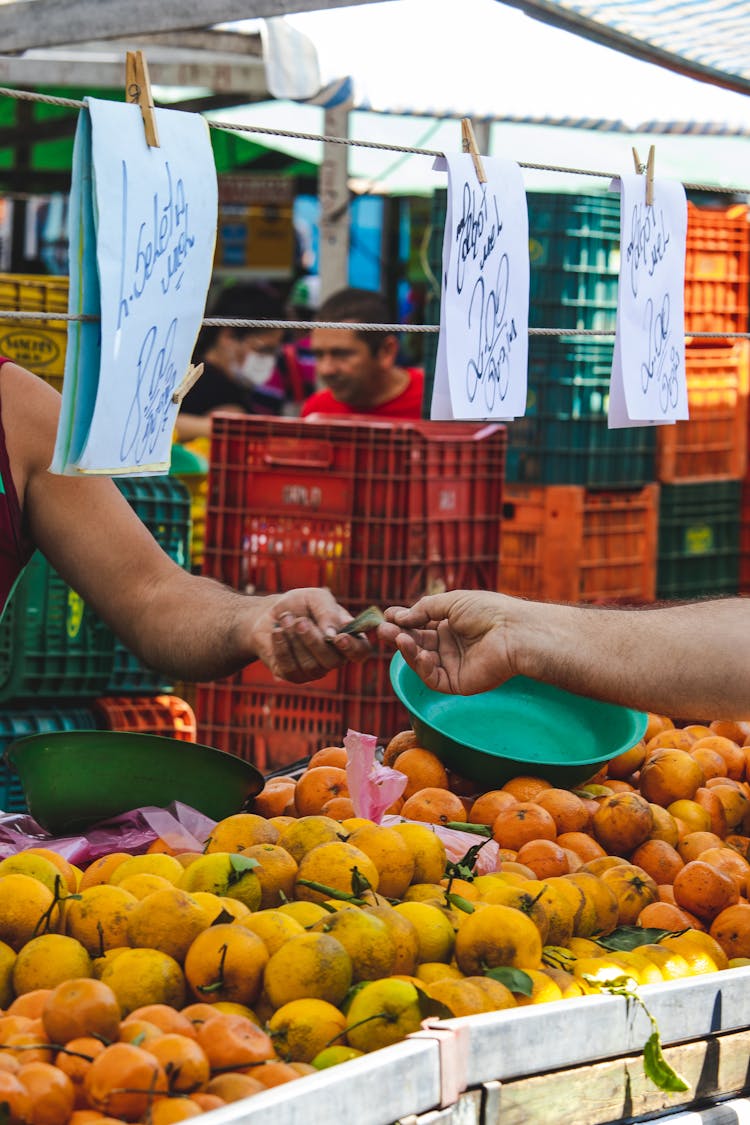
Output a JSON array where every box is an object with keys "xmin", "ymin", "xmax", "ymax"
[
  {"xmin": 485, "ymin": 966, "xmax": 533, "ymax": 996},
  {"xmin": 643, "ymin": 1031, "xmax": 689, "ymax": 1093},
  {"xmin": 597, "ymin": 926, "xmax": 687, "ymax": 951},
  {"xmin": 444, "ymin": 822, "xmax": 492, "ymax": 836},
  {"xmin": 227, "ymin": 854, "xmax": 259, "ymax": 885},
  {"xmin": 446, "ymin": 893, "xmax": 475, "ymax": 914},
  {"xmin": 415, "ymin": 988, "xmax": 453, "ymax": 1021}
]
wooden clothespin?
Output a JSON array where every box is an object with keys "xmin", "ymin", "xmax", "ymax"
[
  {"xmin": 126, "ymin": 50, "xmax": 160, "ymax": 148},
  {"xmin": 172, "ymin": 363, "xmax": 204, "ymax": 406},
  {"xmin": 631, "ymin": 144, "xmax": 655, "ymax": 206},
  {"xmin": 461, "ymin": 118, "xmax": 487, "ymax": 184}
]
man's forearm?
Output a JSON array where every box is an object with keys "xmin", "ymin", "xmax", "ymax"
[{"xmin": 514, "ymin": 598, "xmax": 750, "ymax": 720}]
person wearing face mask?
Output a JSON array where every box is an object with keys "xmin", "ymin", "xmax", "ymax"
[{"xmin": 175, "ymin": 283, "xmax": 302, "ymax": 442}]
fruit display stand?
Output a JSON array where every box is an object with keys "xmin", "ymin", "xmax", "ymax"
[{"xmin": 196, "ymin": 967, "xmax": 750, "ymax": 1125}]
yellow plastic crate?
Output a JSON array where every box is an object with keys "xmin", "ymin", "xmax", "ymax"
[{"xmin": 0, "ymin": 274, "xmax": 69, "ymax": 392}]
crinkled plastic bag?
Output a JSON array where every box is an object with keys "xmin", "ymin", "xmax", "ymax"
[
  {"xmin": 0, "ymin": 802, "xmax": 215, "ymax": 865},
  {"xmin": 381, "ymin": 814, "xmax": 499, "ymax": 875},
  {"xmin": 345, "ymin": 728, "xmax": 407, "ymax": 823}
]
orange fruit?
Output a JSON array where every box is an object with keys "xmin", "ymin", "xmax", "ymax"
[
  {"xmin": 535, "ymin": 789, "xmax": 590, "ymax": 834},
  {"xmin": 400, "ymin": 787, "xmax": 465, "ymax": 826},
  {"xmin": 204, "ymin": 813, "xmax": 278, "ymax": 854},
  {"xmin": 183, "ymin": 924, "xmax": 268, "ymax": 1007},
  {"xmin": 392, "ymin": 748, "xmax": 449, "ymax": 797},
  {"xmin": 194, "ymin": 1013, "xmax": 275, "ymax": 1071},
  {"xmin": 78, "ymin": 855, "xmax": 130, "ymax": 891},
  {"xmin": 691, "ymin": 736, "xmax": 745, "ymax": 781},
  {"xmin": 709, "ymin": 901, "xmax": 750, "ymax": 959},
  {"xmin": 42, "ymin": 979, "xmax": 121, "ymax": 1045},
  {"xmin": 124, "ymin": 1005, "xmax": 197, "ymax": 1040},
  {"xmin": 251, "ymin": 779, "xmax": 297, "ymax": 819},
  {"xmin": 629, "ymin": 839, "xmax": 684, "ymax": 886},
  {"xmin": 644, "ymin": 714, "xmax": 675, "ymax": 742},
  {"xmin": 84, "ymin": 1043, "xmax": 167, "ymax": 1121},
  {"xmin": 293, "ymin": 767, "xmax": 350, "ymax": 816},
  {"xmin": 591, "ymin": 793, "xmax": 653, "ymax": 855},
  {"xmin": 673, "ymin": 859, "xmax": 740, "ymax": 923},
  {"xmin": 599, "ymin": 863, "xmax": 659, "ymax": 925},
  {"xmin": 606, "ymin": 742, "xmax": 647, "ymax": 781},
  {"xmin": 491, "ymin": 802, "xmax": 557, "ymax": 850},
  {"xmin": 514, "ymin": 839, "xmax": 570, "ymax": 879},
  {"xmin": 382, "ymin": 730, "xmax": 420, "ymax": 767},
  {"xmin": 555, "ymin": 832, "xmax": 606, "ymax": 864},
  {"xmin": 639, "ymin": 749, "xmax": 705, "ymax": 806},
  {"xmin": 16, "ymin": 1061, "xmax": 74, "ymax": 1125},
  {"xmin": 145, "ymin": 1034, "xmax": 210, "ymax": 1094},
  {"xmin": 468, "ymin": 790, "xmax": 517, "ymax": 826},
  {"xmin": 500, "ymin": 776, "xmax": 553, "ymax": 802},
  {"xmin": 307, "ymin": 746, "xmax": 347, "ymax": 769}
]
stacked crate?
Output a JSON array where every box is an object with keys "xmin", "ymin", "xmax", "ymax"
[
  {"xmin": 195, "ymin": 414, "xmax": 507, "ymax": 769},
  {"xmin": 658, "ymin": 202, "xmax": 749, "ymax": 600},
  {"xmin": 501, "ymin": 190, "xmax": 658, "ymax": 605}
]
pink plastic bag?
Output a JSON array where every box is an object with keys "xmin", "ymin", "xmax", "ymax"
[
  {"xmin": 0, "ymin": 802, "xmax": 215, "ymax": 865},
  {"xmin": 345, "ymin": 728, "xmax": 407, "ymax": 822}
]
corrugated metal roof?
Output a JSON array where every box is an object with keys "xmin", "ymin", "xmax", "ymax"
[{"xmin": 503, "ymin": 0, "xmax": 750, "ymax": 93}]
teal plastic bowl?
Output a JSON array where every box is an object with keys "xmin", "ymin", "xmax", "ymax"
[
  {"xmin": 390, "ymin": 652, "xmax": 648, "ymax": 790},
  {"xmin": 6, "ymin": 730, "xmax": 265, "ymax": 835}
]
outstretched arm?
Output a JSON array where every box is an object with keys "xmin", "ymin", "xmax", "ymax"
[
  {"xmin": 6, "ymin": 363, "xmax": 366, "ymax": 683},
  {"xmin": 380, "ymin": 590, "xmax": 750, "ymax": 719}
]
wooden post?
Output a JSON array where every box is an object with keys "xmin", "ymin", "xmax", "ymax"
[{"xmin": 319, "ymin": 102, "xmax": 350, "ymax": 301}]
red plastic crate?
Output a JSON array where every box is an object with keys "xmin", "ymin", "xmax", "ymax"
[
  {"xmin": 203, "ymin": 415, "xmax": 506, "ymax": 605},
  {"xmin": 656, "ymin": 341, "xmax": 749, "ymax": 483},
  {"xmin": 194, "ymin": 650, "xmax": 413, "ymax": 772},
  {"xmin": 685, "ymin": 202, "xmax": 749, "ymax": 336},
  {"xmin": 93, "ymin": 695, "xmax": 197, "ymax": 742},
  {"xmin": 195, "ymin": 668, "xmax": 343, "ymax": 773},
  {"xmin": 500, "ymin": 483, "xmax": 659, "ymax": 604}
]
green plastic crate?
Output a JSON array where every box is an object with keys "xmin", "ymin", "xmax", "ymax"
[
  {"xmin": 528, "ymin": 191, "xmax": 621, "ymax": 331},
  {"xmin": 0, "ymin": 552, "xmax": 115, "ymax": 703},
  {"xmin": 0, "ymin": 707, "xmax": 97, "ymax": 812},
  {"xmin": 657, "ymin": 480, "xmax": 741, "ymax": 599},
  {"xmin": 105, "ymin": 475, "xmax": 192, "ymax": 694},
  {"xmin": 505, "ymin": 336, "xmax": 656, "ymax": 487}
]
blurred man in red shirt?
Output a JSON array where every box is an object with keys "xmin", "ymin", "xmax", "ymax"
[{"xmin": 302, "ymin": 287, "xmax": 424, "ymax": 419}]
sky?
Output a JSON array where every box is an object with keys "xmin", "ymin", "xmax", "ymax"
[{"xmin": 212, "ymin": 0, "xmax": 750, "ymax": 195}]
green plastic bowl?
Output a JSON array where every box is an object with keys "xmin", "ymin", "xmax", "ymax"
[
  {"xmin": 5, "ymin": 730, "xmax": 264, "ymax": 835},
  {"xmin": 390, "ymin": 653, "xmax": 648, "ymax": 790}
]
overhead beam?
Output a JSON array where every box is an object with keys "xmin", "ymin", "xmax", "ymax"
[
  {"xmin": 0, "ymin": 53, "xmax": 270, "ymax": 95},
  {"xmin": 0, "ymin": 0, "xmax": 388, "ymax": 53}
]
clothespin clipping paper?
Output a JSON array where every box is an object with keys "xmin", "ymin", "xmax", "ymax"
[
  {"xmin": 429, "ymin": 120, "xmax": 529, "ymax": 421},
  {"xmin": 172, "ymin": 363, "xmax": 204, "ymax": 406},
  {"xmin": 631, "ymin": 144, "xmax": 655, "ymax": 206},
  {"xmin": 608, "ymin": 143, "xmax": 687, "ymax": 428},
  {"xmin": 461, "ymin": 117, "xmax": 487, "ymax": 183},
  {"xmin": 126, "ymin": 50, "xmax": 160, "ymax": 148}
]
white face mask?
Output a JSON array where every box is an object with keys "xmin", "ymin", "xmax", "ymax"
[{"xmin": 233, "ymin": 351, "xmax": 277, "ymax": 388}]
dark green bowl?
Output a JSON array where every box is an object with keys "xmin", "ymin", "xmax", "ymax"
[
  {"xmin": 390, "ymin": 653, "xmax": 647, "ymax": 790},
  {"xmin": 6, "ymin": 730, "xmax": 264, "ymax": 835}
]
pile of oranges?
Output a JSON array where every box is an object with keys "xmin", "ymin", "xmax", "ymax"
[{"xmin": 0, "ymin": 712, "xmax": 749, "ymax": 1122}]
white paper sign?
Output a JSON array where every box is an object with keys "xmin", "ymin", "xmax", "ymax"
[
  {"xmin": 53, "ymin": 97, "xmax": 217, "ymax": 474},
  {"xmin": 431, "ymin": 154, "xmax": 529, "ymax": 421},
  {"xmin": 609, "ymin": 174, "xmax": 688, "ymax": 428}
]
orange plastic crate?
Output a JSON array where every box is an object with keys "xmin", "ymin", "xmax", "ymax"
[
  {"xmin": 500, "ymin": 483, "xmax": 658, "ymax": 604},
  {"xmin": 93, "ymin": 695, "xmax": 197, "ymax": 742},
  {"xmin": 656, "ymin": 341, "xmax": 749, "ymax": 483},
  {"xmin": 685, "ymin": 203, "xmax": 749, "ymax": 336}
]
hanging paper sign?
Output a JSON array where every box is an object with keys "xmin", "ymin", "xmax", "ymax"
[
  {"xmin": 431, "ymin": 154, "xmax": 529, "ymax": 421},
  {"xmin": 52, "ymin": 97, "xmax": 217, "ymax": 475},
  {"xmin": 608, "ymin": 174, "xmax": 688, "ymax": 428}
]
